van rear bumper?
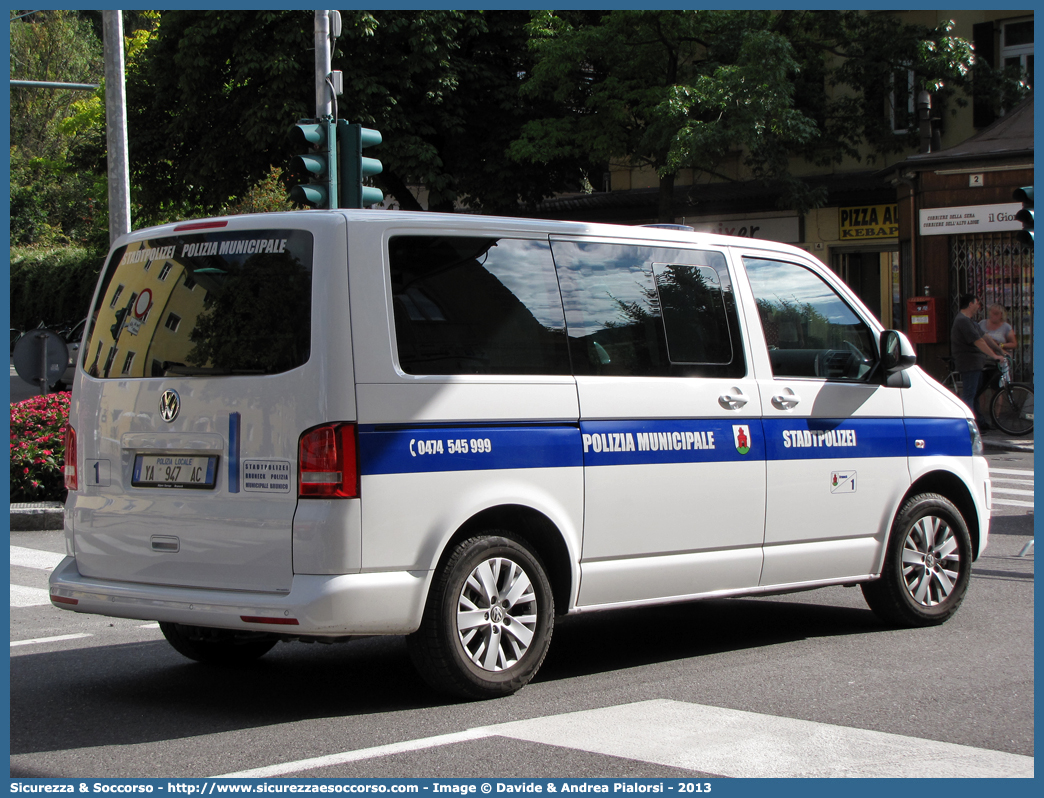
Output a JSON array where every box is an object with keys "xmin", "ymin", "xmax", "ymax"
[{"xmin": 47, "ymin": 557, "xmax": 428, "ymax": 636}]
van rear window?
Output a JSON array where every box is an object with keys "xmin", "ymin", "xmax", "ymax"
[{"xmin": 82, "ymin": 230, "xmax": 313, "ymax": 378}]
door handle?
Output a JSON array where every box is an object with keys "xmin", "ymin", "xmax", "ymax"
[
  {"xmin": 718, "ymin": 389, "xmax": 749, "ymax": 410},
  {"xmin": 771, "ymin": 388, "xmax": 801, "ymax": 410}
]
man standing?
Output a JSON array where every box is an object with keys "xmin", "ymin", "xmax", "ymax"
[{"xmin": 951, "ymin": 293, "xmax": 1005, "ymax": 428}]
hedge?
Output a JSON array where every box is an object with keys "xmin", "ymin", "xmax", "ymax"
[{"xmin": 9, "ymin": 246, "xmax": 105, "ymax": 332}]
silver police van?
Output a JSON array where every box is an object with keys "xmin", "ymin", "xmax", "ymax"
[{"xmin": 51, "ymin": 211, "xmax": 990, "ymax": 698}]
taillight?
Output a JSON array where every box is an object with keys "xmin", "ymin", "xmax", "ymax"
[
  {"xmin": 298, "ymin": 423, "xmax": 358, "ymax": 498},
  {"xmin": 63, "ymin": 424, "xmax": 78, "ymax": 491}
]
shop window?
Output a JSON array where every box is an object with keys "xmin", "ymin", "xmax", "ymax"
[{"xmin": 949, "ymin": 233, "xmax": 1034, "ymax": 382}]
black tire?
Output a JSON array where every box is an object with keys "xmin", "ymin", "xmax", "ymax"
[
  {"xmin": 861, "ymin": 493, "xmax": 972, "ymax": 627},
  {"xmin": 159, "ymin": 622, "xmax": 277, "ymax": 664},
  {"xmin": 990, "ymin": 383, "xmax": 1034, "ymax": 436},
  {"xmin": 407, "ymin": 532, "xmax": 554, "ymax": 699}
]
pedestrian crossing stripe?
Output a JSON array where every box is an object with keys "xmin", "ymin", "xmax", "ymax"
[
  {"xmin": 216, "ymin": 700, "xmax": 1033, "ymax": 779},
  {"xmin": 10, "ymin": 584, "xmax": 52, "ymax": 607}
]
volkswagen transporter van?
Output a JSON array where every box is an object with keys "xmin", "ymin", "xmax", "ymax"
[{"xmin": 51, "ymin": 211, "xmax": 991, "ymax": 698}]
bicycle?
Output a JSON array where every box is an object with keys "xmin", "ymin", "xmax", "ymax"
[
  {"xmin": 940, "ymin": 356, "xmax": 962, "ymax": 395},
  {"xmin": 988, "ymin": 357, "xmax": 1034, "ymax": 436}
]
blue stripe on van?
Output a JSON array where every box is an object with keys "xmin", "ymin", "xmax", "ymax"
[
  {"xmin": 357, "ymin": 417, "xmax": 971, "ymax": 476},
  {"xmin": 904, "ymin": 417, "xmax": 974, "ymax": 457},
  {"xmin": 579, "ymin": 419, "xmax": 765, "ymax": 465},
  {"xmin": 762, "ymin": 417, "xmax": 908, "ymax": 461},
  {"xmin": 358, "ymin": 425, "xmax": 583, "ymax": 476},
  {"xmin": 228, "ymin": 412, "xmax": 241, "ymax": 493}
]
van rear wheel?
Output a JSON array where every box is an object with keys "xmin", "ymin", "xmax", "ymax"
[
  {"xmin": 160, "ymin": 622, "xmax": 278, "ymax": 664},
  {"xmin": 861, "ymin": 493, "xmax": 972, "ymax": 627},
  {"xmin": 407, "ymin": 533, "xmax": 554, "ymax": 699}
]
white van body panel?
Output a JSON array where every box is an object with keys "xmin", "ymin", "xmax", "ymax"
[
  {"xmin": 360, "ymin": 466, "xmax": 584, "ymax": 574},
  {"xmin": 900, "ymin": 366, "xmax": 991, "ymax": 557},
  {"xmin": 729, "ymin": 245, "xmax": 912, "ymax": 586}
]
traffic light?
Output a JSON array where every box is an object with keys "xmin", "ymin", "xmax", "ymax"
[
  {"xmin": 338, "ymin": 120, "xmax": 383, "ymax": 208},
  {"xmin": 1013, "ymin": 186, "xmax": 1033, "ymax": 244},
  {"xmin": 110, "ymin": 303, "xmax": 129, "ymax": 341},
  {"xmin": 290, "ymin": 119, "xmax": 337, "ymax": 209}
]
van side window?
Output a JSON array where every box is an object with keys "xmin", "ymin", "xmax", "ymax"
[
  {"xmin": 389, "ymin": 236, "xmax": 570, "ymax": 376},
  {"xmin": 743, "ymin": 257, "xmax": 877, "ymax": 381},
  {"xmin": 551, "ymin": 242, "xmax": 744, "ymax": 378}
]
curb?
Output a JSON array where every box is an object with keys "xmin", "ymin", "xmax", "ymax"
[
  {"xmin": 981, "ymin": 435, "xmax": 1034, "ymax": 455},
  {"xmin": 9, "ymin": 501, "xmax": 64, "ymax": 531}
]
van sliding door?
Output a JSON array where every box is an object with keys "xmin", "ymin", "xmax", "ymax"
[{"xmin": 550, "ymin": 239, "xmax": 766, "ymax": 607}]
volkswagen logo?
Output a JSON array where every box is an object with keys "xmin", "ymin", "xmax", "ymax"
[{"xmin": 159, "ymin": 389, "xmax": 181, "ymax": 423}]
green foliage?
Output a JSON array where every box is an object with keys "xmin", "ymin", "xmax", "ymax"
[
  {"xmin": 10, "ymin": 10, "xmax": 110, "ymax": 249},
  {"xmin": 220, "ymin": 166, "xmax": 295, "ymax": 216},
  {"xmin": 512, "ymin": 11, "xmax": 824, "ymax": 219},
  {"xmin": 512, "ymin": 10, "xmax": 1009, "ymax": 220},
  {"xmin": 10, "ymin": 10, "xmax": 103, "ymax": 159},
  {"xmin": 10, "ymin": 392, "xmax": 71, "ymax": 503},
  {"xmin": 127, "ymin": 10, "xmax": 314, "ymax": 214},
  {"xmin": 9, "ymin": 247, "xmax": 104, "ymax": 330}
]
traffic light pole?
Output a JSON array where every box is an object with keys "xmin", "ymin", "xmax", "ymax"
[
  {"xmin": 290, "ymin": 10, "xmax": 382, "ymax": 209},
  {"xmin": 314, "ymin": 10, "xmax": 335, "ymax": 121}
]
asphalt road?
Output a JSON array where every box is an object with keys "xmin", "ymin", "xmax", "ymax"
[{"xmin": 9, "ymin": 452, "xmax": 1034, "ymax": 780}]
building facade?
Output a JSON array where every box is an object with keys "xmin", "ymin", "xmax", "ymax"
[{"xmin": 527, "ymin": 10, "xmax": 1033, "ymax": 382}]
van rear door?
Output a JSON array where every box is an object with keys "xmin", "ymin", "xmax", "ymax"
[{"xmin": 69, "ymin": 223, "xmax": 320, "ymax": 593}]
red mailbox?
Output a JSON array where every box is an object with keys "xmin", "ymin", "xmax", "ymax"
[{"xmin": 907, "ymin": 297, "xmax": 945, "ymax": 344}]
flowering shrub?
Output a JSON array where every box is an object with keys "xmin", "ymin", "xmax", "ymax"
[{"xmin": 10, "ymin": 391, "xmax": 71, "ymax": 502}]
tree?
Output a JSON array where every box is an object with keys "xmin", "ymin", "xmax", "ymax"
[
  {"xmin": 510, "ymin": 11, "xmax": 1018, "ymax": 223},
  {"xmin": 9, "ymin": 10, "xmax": 106, "ymax": 247},
  {"xmin": 126, "ymin": 10, "xmax": 593, "ymax": 217}
]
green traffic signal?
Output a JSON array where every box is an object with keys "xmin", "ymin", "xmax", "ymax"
[
  {"xmin": 338, "ymin": 120, "xmax": 384, "ymax": 209},
  {"xmin": 289, "ymin": 119, "xmax": 337, "ymax": 209},
  {"xmin": 1013, "ymin": 185, "xmax": 1033, "ymax": 244},
  {"xmin": 110, "ymin": 306, "xmax": 127, "ymax": 341}
]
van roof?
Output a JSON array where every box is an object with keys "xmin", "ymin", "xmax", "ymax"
[{"xmin": 115, "ymin": 209, "xmax": 815, "ymax": 261}]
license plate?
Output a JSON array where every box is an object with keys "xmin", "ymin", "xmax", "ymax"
[{"xmin": 132, "ymin": 455, "xmax": 218, "ymax": 489}]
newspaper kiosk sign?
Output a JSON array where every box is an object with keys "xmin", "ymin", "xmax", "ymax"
[{"xmin": 919, "ymin": 203, "xmax": 1023, "ymax": 236}]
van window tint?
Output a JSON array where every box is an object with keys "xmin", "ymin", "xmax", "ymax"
[
  {"xmin": 82, "ymin": 230, "xmax": 313, "ymax": 378},
  {"xmin": 551, "ymin": 241, "xmax": 743, "ymax": 378},
  {"xmin": 744, "ymin": 257, "xmax": 877, "ymax": 381},
  {"xmin": 389, "ymin": 236, "xmax": 570, "ymax": 375}
]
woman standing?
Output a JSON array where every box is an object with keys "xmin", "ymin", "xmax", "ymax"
[
  {"xmin": 979, "ymin": 303, "xmax": 1018, "ymax": 354},
  {"xmin": 975, "ymin": 304, "xmax": 1018, "ymax": 420}
]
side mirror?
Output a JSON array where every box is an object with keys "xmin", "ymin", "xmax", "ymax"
[{"xmin": 880, "ymin": 329, "xmax": 917, "ymax": 373}]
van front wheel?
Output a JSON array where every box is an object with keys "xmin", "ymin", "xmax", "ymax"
[
  {"xmin": 408, "ymin": 533, "xmax": 554, "ymax": 699},
  {"xmin": 861, "ymin": 493, "xmax": 972, "ymax": 627},
  {"xmin": 159, "ymin": 622, "xmax": 277, "ymax": 664}
]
